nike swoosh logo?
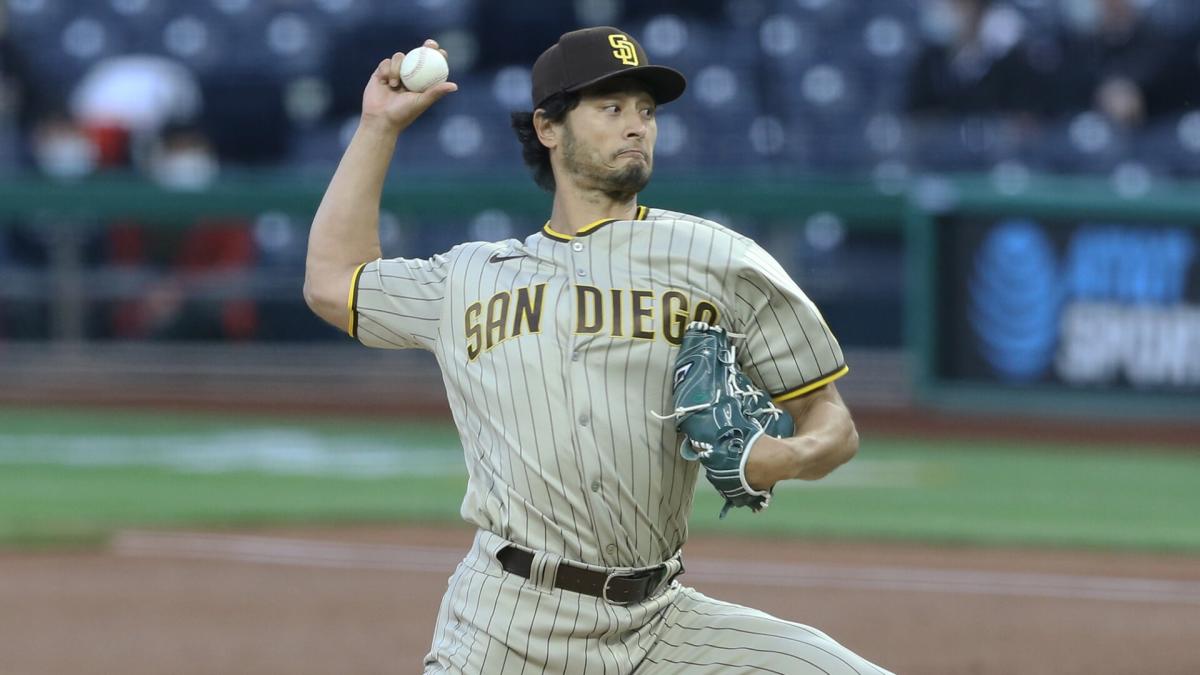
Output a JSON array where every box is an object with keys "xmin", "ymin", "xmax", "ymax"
[{"xmin": 488, "ymin": 253, "xmax": 529, "ymax": 263}]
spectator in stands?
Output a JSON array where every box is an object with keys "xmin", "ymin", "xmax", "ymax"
[
  {"xmin": 146, "ymin": 123, "xmax": 219, "ymax": 192},
  {"xmin": 70, "ymin": 54, "xmax": 203, "ymax": 169},
  {"xmin": 905, "ymin": 0, "xmax": 1046, "ymax": 119},
  {"xmin": 29, "ymin": 110, "xmax": 99, "ymax": 180},
  {"xmin": 1051, "ymin": 0, "xmax": 1180, "ymax": 127}
]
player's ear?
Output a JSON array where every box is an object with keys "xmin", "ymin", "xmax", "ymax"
[{"xmin": 533, "ymin": 109, "xmax": 559, "ymax": 150}]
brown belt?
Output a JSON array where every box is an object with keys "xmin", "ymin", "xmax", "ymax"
[{"xmin": 497, "ymin": 546, "xmax": 682, "ymax": 605}]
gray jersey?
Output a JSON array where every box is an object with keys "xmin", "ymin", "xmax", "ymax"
[{"xmin": 350, "ymin": 206, "xmax": 847, "ymax": 568}]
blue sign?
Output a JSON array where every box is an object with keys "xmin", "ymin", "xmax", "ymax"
[{"xmin": 968, "ymin": 219, "xmax": 1062, "ymax": 381}]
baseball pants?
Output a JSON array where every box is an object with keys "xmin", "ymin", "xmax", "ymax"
[{"xmin": 423, "ymin": 530, "xmax": 893, "ymax": 674}]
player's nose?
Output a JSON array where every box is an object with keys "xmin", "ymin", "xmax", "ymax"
[
  {"xmin": 619, "ymin": 107, "xmax": 647, "ymax": 138},
  {"xmin": 623, "ymin": 117, "xmax": 647, "ymax": 139}
]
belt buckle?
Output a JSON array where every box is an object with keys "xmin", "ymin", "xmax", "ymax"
[
  {"xmin": 647, "ymin": 563, "xmax": 676, "ymax": 598},
  {"xmin": 602, "ymin": 563, "xmax": 672, "ymax": 606},
  {"xmin": 601, "ymin": 568, "xmax": 644, "ymax": 606}
]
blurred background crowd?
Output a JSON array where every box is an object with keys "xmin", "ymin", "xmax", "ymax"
[
  {"xmin": 4, "ymin": 0, "xmax": 1200, "ymax": 180},
  {"xmin": 0, "ymin": 0, "xmax": 1198, "ymax": 347}
]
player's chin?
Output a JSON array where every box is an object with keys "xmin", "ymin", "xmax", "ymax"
[{"xmin": 608, "ymin": 164, "xmax": 651, "ymax": 193}]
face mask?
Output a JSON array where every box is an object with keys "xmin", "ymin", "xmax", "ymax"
[
  {"xmin": 153, "ymin": 150, "xmax": 218, "ymax": 191},
  {"xmin": 34, "ymin": 133, "xmax": 99, "ymax": 179}
]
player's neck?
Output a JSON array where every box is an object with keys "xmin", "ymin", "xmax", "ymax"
[{"xmin": 546, "ymin": 185, "xmax": 638, "ymax": 236}]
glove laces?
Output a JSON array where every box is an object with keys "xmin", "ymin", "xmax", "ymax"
[{"xmin": 649, "ymin": 329, "xmax": 759, "ymax": 421}]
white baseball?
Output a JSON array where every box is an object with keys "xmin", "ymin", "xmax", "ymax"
[{"xmin": 400, "ymin": 46, "xmax": 449, "ymax": 93}]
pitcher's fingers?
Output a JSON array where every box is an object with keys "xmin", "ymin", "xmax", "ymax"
[
  {"xmin": 421, "ymin": 39, "xmax": 448, "ymax": 62},
  {"xmin": 419, "ymin": 81, "xmax": 458, "ymax": 105},
  {"xmin": 389, "ymin": 51, "xmax": 405, "ymax": 88},
  {"xmin": 375, "ymin": 58, "xmax": 392, "ymax": 83}
]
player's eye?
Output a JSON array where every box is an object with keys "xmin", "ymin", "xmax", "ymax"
[
  {"xmin": 602, "ymin": 104, "xmax": 619, "ymax": 113},
  {"xmin": 641, "ymin": 107, "xmax": 656, "ymax": 119}
]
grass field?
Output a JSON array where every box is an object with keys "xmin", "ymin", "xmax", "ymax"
[{"xmin": 2, "ymin": 406, "xmax": 1198, "ymax": 551}]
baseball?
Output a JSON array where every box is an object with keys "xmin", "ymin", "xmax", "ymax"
[{"xmin": 400, "ymin": 46, "xmax": 449, "ymax": 92}]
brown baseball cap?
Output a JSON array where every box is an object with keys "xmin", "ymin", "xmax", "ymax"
[{"xmin": 531, "ymin": 27, "xmax": 687, "ymax": 109}]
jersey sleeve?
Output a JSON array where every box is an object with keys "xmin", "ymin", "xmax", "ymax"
[
  {"xmin": 348, "ymin": 250, "xmax": 453, "ymax": 351},
  {"xmin": 730, "ymin": 241, "xmax": 848, "ymax": 402}
]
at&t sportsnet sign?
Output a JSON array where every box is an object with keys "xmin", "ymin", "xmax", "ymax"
[{"xmin": 935, "ymin": 217, "xmax": 1200, "ymax": 393}]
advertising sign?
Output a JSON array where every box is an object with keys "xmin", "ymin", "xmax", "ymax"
[{"xmin": 934, "ymin": 216, "xmax": 1200, "ymax": 393}]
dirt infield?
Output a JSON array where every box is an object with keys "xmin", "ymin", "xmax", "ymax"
[{"xmin": 2, "ymin": 525, "xmax": 1198, "ymax": 675}]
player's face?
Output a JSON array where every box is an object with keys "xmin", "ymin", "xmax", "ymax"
[{"xmin": 559, "ymin": 83, "xmax": 657, "ymax": 196}]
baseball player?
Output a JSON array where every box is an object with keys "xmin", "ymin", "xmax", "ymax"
[{"xmin": 305, "ymin": 27, "xmax": 891, "ymax": 674}]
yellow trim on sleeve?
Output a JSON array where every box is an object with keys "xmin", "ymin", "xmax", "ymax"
[
  {"xmin": 771, "ymin": 365, "xmax": 850, "ymax": 403},
  {"xmin": 346, "ymin": 262, "xmax": 368, "ymax": 337}
]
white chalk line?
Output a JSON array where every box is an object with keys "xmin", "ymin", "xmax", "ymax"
[
  {"xmin": 0, "ymin": 431, "xmax": 936, "ymax": 487},
  {"xmin": 111, "ymin": 531, "xmax": 1200, "ymax": 606},
  {"xmin": 0, "ymin": 431, "xmax": 463, "ymax": 477}
]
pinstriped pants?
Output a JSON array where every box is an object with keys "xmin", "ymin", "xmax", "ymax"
[{"xmin": 423, "ymin": 530, "xmax": 893, "ymax": 674}]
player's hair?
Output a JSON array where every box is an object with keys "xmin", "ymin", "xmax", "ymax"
[{"xmin": 510, "ymin": 91, "xmax": 581, "ymax": 192}]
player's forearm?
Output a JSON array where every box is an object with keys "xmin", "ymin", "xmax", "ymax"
[
  {"xmin": 303, "ymin": 116, "xmax": 400, "ymax": 324},
  {"xmin": 744, "ymin": 392, "xmax": 858, "ymax": 489}
]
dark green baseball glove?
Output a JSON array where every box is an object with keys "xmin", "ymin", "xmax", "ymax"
[{"xmin": 660, "ymin": 321, "xmax": 795, "ymax": 518}]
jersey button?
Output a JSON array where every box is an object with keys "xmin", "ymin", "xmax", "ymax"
[
  {"xmin": 578, "ymin": 413, "xmax": 589, "ymax": 427},
  {"xmin": 576, "ymin": 268, "xmax": 587, "ymax": 277},
  {"xmin": 571, "ymin": 351, "xmax": 581, "ymax": 362},
  {"xmin": 590, "ymin": 480, "xmax": 600, "ymax": 492},
  {"xmin": 571, "ymin": 241, "xmax": 584, "ymax": 252},
  {"xmin": 605, "ymin": 544, "xmax": 618, "ymax": 555}
]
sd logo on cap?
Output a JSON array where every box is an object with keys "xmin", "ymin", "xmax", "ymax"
[{"xmin": 530, "ymin": 27, "xmax": 687, "ymax": 108}]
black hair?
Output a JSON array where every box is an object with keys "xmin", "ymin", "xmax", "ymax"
[{"xmin": 510, "ymin": 91, "xmax": 581, "ymax": 192}]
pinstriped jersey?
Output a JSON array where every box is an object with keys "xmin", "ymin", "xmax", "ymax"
[{"xmin": 350, "ymin": 206, "xmax": 847, "ymax": 567}]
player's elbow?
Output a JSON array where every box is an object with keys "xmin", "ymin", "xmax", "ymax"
[
  {"xmin": 301, "ymin": 276, "xmax": 323, "ymax": 314},
  {"xmin": 303, "ymin": 271, "xmax": 349, "ymax": 332},
  {"xmin": 826, "ymin": 408, "xmax": 859, "ymax": 470},
  {"xmin": 837, "ymin": 420, "xmax": 859, "ymax": 467}
]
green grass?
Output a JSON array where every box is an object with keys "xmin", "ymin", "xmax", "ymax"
[
  {"xmin": 0, "ymin": 465, "xmax": 469, "ymax": 545},
  {"xmin": 2, "ymin": 406, "xmax": 1198, "ymax": 552},
  {"xmin": 690, "ymin": 440, "xmax": 1200, "ymax": 550}
]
